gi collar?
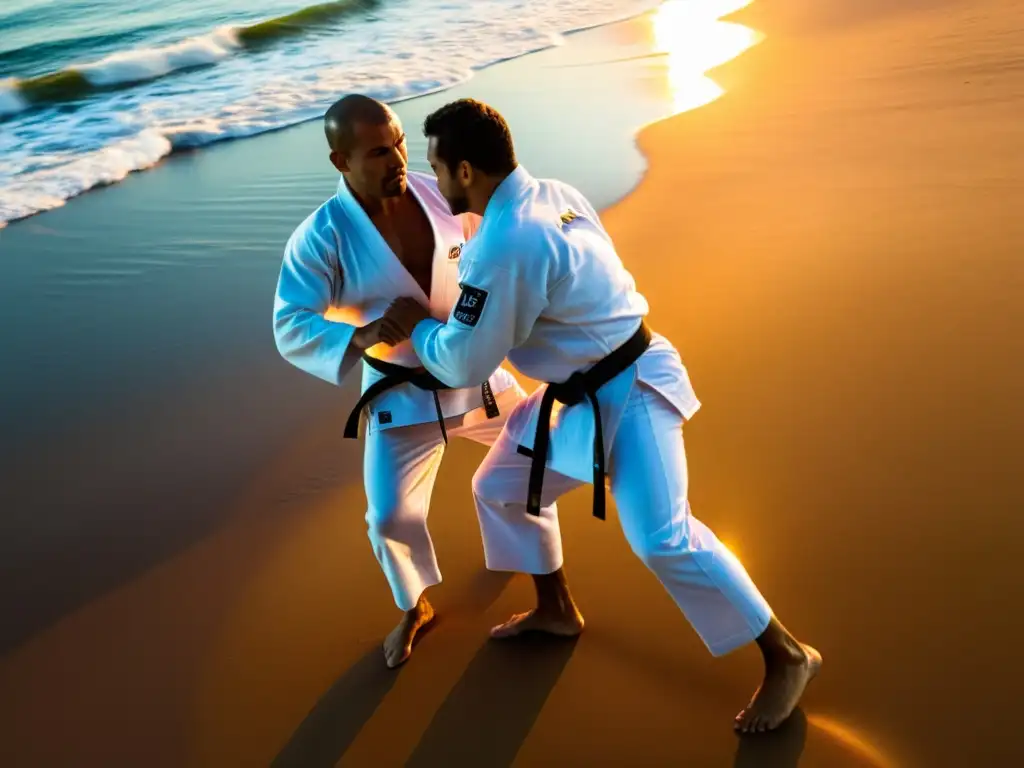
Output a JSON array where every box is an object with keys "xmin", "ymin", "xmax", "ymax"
[
  {"xmin": 482, "ymin": 164, "xmax": 532, "ymax": 220},
  {"xmin": 335, "ymin": 175, "xmax": 358, "ymax": 204}
]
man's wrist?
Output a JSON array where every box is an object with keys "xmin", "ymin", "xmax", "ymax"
[{"xmin": 351, "ymin": 323, "xmax": 371, "ymax": 350}]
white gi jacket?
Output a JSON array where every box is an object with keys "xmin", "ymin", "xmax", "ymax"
[
  {"xmin": 273, "ymin": 170, "xmax": 517, "ymax": 433},
  {"xmin": 410, "ymin": 165, "xmax": 702, "ymax": 483}
]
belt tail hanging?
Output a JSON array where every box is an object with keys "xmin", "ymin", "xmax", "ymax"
[
  {"xmin": 523, "ymin": 321, "xmax": 652, "ymax": 521},
  {"xmin": 588, "ymin": 391, "xmax": 606, "ymax": 521},
  {"xmin": 345, "ymin": 352, "xmax": 455, "ymax": 442},
  {"xmin": 432, "ymin": 391, "xmax": 448, "ymax": 444},
  {"xmin": 526, "ymin": 387, "xmax": 557, "ymax": 517},
  {"xmin": 344, "ymin": 376, "xmax": 397, "ymax": 439}
]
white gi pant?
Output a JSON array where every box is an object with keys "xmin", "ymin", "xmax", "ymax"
[
  {"xmin": 472, "ymin": 382, "xmax": 774, "ymax": 657},
  {"xmin": 364, "ymin": 384, "xmax": 563, "ymax": 611}
]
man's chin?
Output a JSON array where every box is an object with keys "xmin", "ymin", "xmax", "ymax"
[{"xmin": 383, "ymin": 176, "xmax": 408, "ymax": 197}]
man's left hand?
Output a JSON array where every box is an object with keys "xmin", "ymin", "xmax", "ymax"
[{"xmin": 384, "ymin": 297, "xmax": 431, "ymax": 336}]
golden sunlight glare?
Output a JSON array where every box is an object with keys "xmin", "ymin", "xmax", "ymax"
[
  {"xmin": 650, "ymin": 0, "xmax": 763, "ymax": 114},
  {"xmin": 807, "ymin": 714, "xmax": 902, "ymax": 768}
]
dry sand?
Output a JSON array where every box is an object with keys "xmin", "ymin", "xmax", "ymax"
[
  {"xmin": 1, "ymin": 0, "xmax": 1022, "ymax": 766},
  {"xmin": 601, "ymin": 0, "xmax": 1024, "ymax": 764}
]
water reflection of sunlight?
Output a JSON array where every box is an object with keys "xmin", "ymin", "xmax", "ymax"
[{"xmin": 650, "ymin": 0, "xmax": 763, "ymax": 114}]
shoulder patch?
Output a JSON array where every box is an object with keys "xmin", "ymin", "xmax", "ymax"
[
  {"xmin": 453, "ymin": 284, "xmax": 488, "ymax": 327},
  {"xmin": 559, "ymin": 208, "xmax": 580, "ymax": 229}
]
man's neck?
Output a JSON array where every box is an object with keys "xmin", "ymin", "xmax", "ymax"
[
  {"xmin": 344, "ymin": 178, "xmax": 404, "ymax": 218},
  {"xmin": 471, "ymin": 170, "xmax": 512, "ymax": 217}
]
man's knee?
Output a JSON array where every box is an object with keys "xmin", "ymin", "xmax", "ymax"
[
  {"xmin": 471, "ymin": 461, "xmax": 500, "ymax": 504},
  {"xmin": 472, "ymin": 457, "xmax": 526, "ymax": 508},
  {"xmin": 627, "ymin": 535, "xmax": 659, "ymax": 569},
  {"xmin": 625, "ymin": 520, "xmax": 690, "ymax": 570},
  {"xmin": 365, "ymin": 496, "xmax": 404, "ymax": 538}
]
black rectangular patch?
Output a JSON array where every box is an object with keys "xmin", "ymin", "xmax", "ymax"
[
  {"xmin": 481, "ymin": 381, "xmax": 500, "ymax": 419},
  {"xmin": 453, "ymin": 284, "xmax": 488, "ymax": 327},
  {"xmin": 378, "ymin": 410, "xmax": 392, "ymax": 425}
]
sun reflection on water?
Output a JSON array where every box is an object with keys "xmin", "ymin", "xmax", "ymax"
[{"xmin": 650, "ymin": 0, "xmax": 763, "ymax": 114}]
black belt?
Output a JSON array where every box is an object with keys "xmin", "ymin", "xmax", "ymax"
[
  {"xmin": 524, "ymin": 321, "xmax": 652, "ymax": 521},
  {"xmin": 343, "ymin": 353, "xmax": 500, "ymax": 443}
]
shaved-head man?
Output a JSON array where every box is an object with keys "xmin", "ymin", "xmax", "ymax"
[{"xmin": 273, "ymin": 94, "xmax": 562, "ymax": 667}]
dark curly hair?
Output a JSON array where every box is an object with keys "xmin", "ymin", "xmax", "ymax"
[{"xmin": 422, "ymin": 98, "xmax": 517, "ymax": 176}]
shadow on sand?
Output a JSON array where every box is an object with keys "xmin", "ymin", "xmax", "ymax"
[
  {"xmin": 405, "ymin": 632, "xmax": 581, "ymax": 768},
  {"xmin": 270, "ymin": 645, "xmax": 400, "ymax": 768},
  {"xmin": 733, "ymin": 707, "xmax": 808, "ymax": 768},
  {"xmin": 271, "ymin": 568, "xmax": 519, "ymax": 767}
]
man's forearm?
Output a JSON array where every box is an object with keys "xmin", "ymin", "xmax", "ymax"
[{"xmin": 410, "ymin": 318, "xmax": 498, "ymax": 389}]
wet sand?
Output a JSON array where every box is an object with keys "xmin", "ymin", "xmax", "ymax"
[{"xmin": 2, "ymin": 0, "xmax": 1023, "ymax": 765}]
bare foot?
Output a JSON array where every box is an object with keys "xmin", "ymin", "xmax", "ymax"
[
  {"xmin": 489, "ymin": 607, "xmax": 585, "ymax": 639},
  {"xmin": 734, "ymin": 644, "xmax": 822, "ymax": 733},
  {"xmin": 383, "ymin": 598, "xmax": 436, "ymax": 668}
]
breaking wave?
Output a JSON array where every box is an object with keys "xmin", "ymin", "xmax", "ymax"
[
  {"xmin": 2, "ymin": 1, "xmax": 378, "ymax": 112},
  {"xmin": 0, "ymin": 0, "xmax": 663, "ymax": 228}
]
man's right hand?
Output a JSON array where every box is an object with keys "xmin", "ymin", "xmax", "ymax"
[{"xmin": 353, "ymin": 317, "xmax": 409, "ymax": 349}]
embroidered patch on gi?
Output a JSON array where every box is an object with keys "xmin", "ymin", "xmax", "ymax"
[
  {"xmin": 378, "ymin": 410, "xmax": 392, "ymax": 425},
  {"xmin": 448, "ymin": 244, "xmax": 462, "ymax": 260},
  {"xmin": 453, "ymin": 284, "xmax": 488, "ymax": 327},
  {"xmin": 559, "ymin": 208, "xmax": 580, "ymax": 229}
]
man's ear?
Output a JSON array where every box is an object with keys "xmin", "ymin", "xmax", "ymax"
[
  {"xmin": 457, "ymin": 160, "xmax": 474, "ymax": 188},
  {"xmin": 330, "ymin": 150, "xmax": 349, "ymax": 173}
]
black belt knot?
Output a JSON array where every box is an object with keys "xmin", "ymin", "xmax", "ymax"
[
  {"xmin": 549, "ymin": 371, "xmax": 589, "ymax": 406},
  {"xmin": 525, "ymin": 321, "xmax": 652, "ymax": 521}
]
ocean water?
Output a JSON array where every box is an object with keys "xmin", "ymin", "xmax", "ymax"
[{"xmin": 0, "ymin": 0, "xmax": 663, "ymax": 227}]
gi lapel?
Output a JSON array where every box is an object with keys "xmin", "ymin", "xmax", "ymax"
[{"xmin": 335, "ymin": 177, "xmax": 429, "ymax": 306}]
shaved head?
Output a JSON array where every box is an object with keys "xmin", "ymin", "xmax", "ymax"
[
  {"xmin": 324, "ymin": 93, "xmax": 409, "ymax": 201},
  {"xmin": 324, "ymin": 93, "xmax": 393, "ymax": 153}
]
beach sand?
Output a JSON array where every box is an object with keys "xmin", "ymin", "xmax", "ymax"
[
  {"xmin": 1, "ymin": 0, "xmax": 1022, "ymax": 765},
  {"xmin": 600, "ymin": 0, "xmax": 1024, "ymax": 764}
]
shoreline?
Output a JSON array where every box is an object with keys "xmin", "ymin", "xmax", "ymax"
[
  {"xmin": 0, "ymin": 0, "xmax": 670, "ymax": 230},
  {"xmin": 0, "ymin": 0, "xmax": 768, "ymax": 230}
]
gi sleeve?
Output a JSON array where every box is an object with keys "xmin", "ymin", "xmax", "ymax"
[
  {"xmin": 272, "ymin": 225, "xmax": 362, "ymax": 386},
  {"xmin": 410, "ymin": 237, "xmax": 549, "ymax": 389}
]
